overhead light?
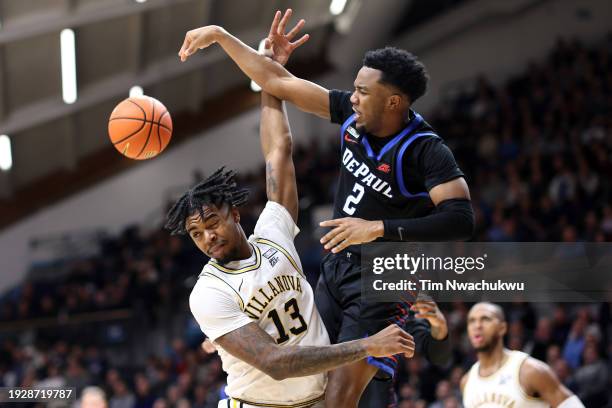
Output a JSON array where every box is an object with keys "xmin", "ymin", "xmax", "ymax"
[
  {"xmin": 129, "ymin": 86, "xmax": 144, "ymax": 97},
  {"xmin": 250, "ymin": 39, "xmax": 267, "ymax": 92},
  {"xmin": 330, "ymin": 0, "xmax": 348, "ymax": 15},
  {"xmin": 0, "ymin": 135, "xmax": 12, "ymax": 171},
  {"xmin": 135, "ymin": 0, "xmax": 147, "ymax": 3},
  {"xmin": 60, "ymin": 28, "xmax": 77, "ymax": 104}
]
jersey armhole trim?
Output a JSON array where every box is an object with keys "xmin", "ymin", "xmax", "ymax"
[
  {"xmin": 396, "ymin": 132, "xmax": 439, "ymax": 198},
  {"xmin": 200, "ymin": 271, "xmax": 246, "ymax": 311},
  {"xmin": 516, "ymin": 355, "xmax": 548, "ymax": 403}
]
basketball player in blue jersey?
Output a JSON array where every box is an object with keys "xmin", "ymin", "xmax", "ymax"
[
  {"xmin": 178, "ymin": 9, "xmax": 467, "ymax": 406},
  {"xmin": 166, "ymin": 27, "xmax": 418, "ymax": 408}
]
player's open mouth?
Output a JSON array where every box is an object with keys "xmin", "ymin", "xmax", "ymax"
[{"xmin": 352, "ymin": 106, "xmax": 361, "ymax": 120}]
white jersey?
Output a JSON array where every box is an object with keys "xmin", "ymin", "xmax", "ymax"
[
  {"xmin": 463, "ymin": 350, "xmax": 549, "ymax": 408},
  {"xmin": 190, "ymin": 201, "xmax": 329, "ymax": 407}
]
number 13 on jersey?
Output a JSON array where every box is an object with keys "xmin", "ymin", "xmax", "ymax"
[{"xmin": 343, "ymin": 183, "xmax": 365, "ymax": 215}]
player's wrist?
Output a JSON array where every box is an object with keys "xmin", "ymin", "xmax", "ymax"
[
  {"xmin": 430, "ymin": 324, "xmax": 448, "ymax": 340},
  {"xmin": 211, "ymin": 25, "xmax": 228, "ymax": 44},
  {"xmin": 370, "ymin": 220, "xmax": 384, "ymax": 240},
  {"xmin": 357, "ymin": 338, "xmax": 375, "ymax": 357}
]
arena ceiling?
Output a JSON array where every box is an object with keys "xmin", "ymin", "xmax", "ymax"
[{"xmin": 0, "ymin": 0, "xmax": 342, "ymax": 229}]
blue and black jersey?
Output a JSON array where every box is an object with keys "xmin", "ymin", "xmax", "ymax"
[{"xmin": 329, "ymin": 90, "xmax": 464, "ymax": 227}]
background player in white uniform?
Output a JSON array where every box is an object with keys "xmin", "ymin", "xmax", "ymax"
[
  {"xmin": 461, "ymin": 302, "xmax": 584, "ymax": 408},
  {"xmin": 164, "ymin": 24, "xmax": 416, "ymax": 408}
]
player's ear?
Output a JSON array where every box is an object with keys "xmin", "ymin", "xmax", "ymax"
[
  {"xmin": 231, "ymin": 207, "xmax": 240, "ymax": 223},
  {"xmin": 500, "ymin": 321, "xmax": 508, "ymax": 337},
  {"xmin": 387, "ymin": 94, "xmax": 402, "ymax": 111}
]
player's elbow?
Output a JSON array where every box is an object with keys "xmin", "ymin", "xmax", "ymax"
[
  {"xmin": 438, "ymin": 198, "xmax": 475, "ymax": 241},
  {"xmin": 260, "ymin": 74, "xmax": 291, "ymax": 98},
  {"xmin": 458, "ymin": 206, "xmax": 475, "ymax": 241},
  {"xmin": 274, "ymin": 134, "xmax": 293, "ymax": 156},
  {"xmin": 260, "ymin": 361, "xmax": 288, "ymax": 381},
  {"xmin": 268, "ymin": 368, "xmax": 289, "ymax": 381}
]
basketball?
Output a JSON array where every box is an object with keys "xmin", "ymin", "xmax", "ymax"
[{"xmin": 108, "ymin": 96, "xmax": 172, "ymax": 160}]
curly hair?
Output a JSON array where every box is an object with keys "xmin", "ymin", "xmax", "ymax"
[
  {"xmin": 164, "ymin": 167, "xmax": 249, "ymax": 235},
  {"xmin": 363, "ymin": 47, "xmax": 429, "ymax": 103}
]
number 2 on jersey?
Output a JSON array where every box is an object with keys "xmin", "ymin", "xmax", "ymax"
[
  {"xmin": 343, "ymin": 182, "xmax": 365, "ymax": 215},
  {"xmin": 268, "ymin": 298, "xmax": 308, "ymax": 344}
]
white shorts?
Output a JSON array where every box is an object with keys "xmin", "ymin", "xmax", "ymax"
[{"xmin": 218, "ymin": 397, "xmax": 325, "ymax": 408}]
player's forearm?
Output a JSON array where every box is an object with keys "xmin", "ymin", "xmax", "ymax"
[
  {"xmin": 383, "ymin": 198, "xmax": 474, "ymax": 241},
  {"xmin": 260, "ymin": 92, "xmax": 292, "ymax": 157},
  {"xmin": 212, "ymin": 26, "xmax": 292, "ymax": 99},
  {"xmin": 266, "ymin": 340, "xmax": 368, "ymax": 380}
]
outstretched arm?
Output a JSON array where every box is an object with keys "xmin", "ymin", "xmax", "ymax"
[
  {"xmin": 216, "ymin": 322, "xmax": 415, "ymax": 380},
  {"xmin": 178, "ymin": 10, "xmax": 330, "ymax": 118},
  {"xmin": 260, "ymin": 91, "xmax": 298, "ymax": 222}
]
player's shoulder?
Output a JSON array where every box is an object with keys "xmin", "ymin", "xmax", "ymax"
[
  {"xmin": 518, "ymin": 354, "xmax": 559, "ymax": 393},
  {"xmin": 190, "ymin": 266, "xmax": 242, "ymax": 310},
  {"xmin": 191, "ymin": 265, "xmax": 227, "ymax": 295},
  {"xmin": 520, "ymin": 355, "xmax": 554, "ymax": 379},
  {"xmin": 253, "ymin": 201, "xmax": 299, "ymax": 240}
]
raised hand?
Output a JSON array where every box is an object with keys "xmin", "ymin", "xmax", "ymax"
[
  {"xmin": 363, "ymin": 324, "xmax": 415, "ymax": 358},
  {"xmin": 264, "ymin": 9, "xmax": 310, "ymax": 66},
  {"xmin": 411, "ymin": 300, "xmax": 448, "ymax": 340},
  {"xmin": 319, "ymin": 217, "xmax": 384, "ymax": 253},
  {"xmin": 178, "ymin": 25, "xmax": 224, "ymax": 62}
]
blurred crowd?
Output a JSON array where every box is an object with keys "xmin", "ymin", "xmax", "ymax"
[{"xmin": 0, "ymin": 35, "xmax": 611, "ymax": 407}]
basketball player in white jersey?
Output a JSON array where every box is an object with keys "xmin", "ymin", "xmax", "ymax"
[
  {"xmin": 164, "ymin": 23, "xmax": 416, "ymax": 408},
  {"xmin": 461, "ymin": 302, "xmax": 584, "ymax": 408}
]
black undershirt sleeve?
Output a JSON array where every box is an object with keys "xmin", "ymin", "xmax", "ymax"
[
  {"xmin": 383, "ymin": 198, "xmax": 474, "ymax": 241},
  {"xmin": 329, "ymin": 90, "xmax": 354, "ymax": 125}
]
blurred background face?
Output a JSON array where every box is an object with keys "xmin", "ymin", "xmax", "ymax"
[
  {"xmin": 185, "ymin": 204, "xmax": 243, "ymax": 263},
  {"xmin": 350, "ymin": 67, "xmax": 394, "ymax": 134},
  {"xmin": 467, "ymin": 304, "xmax": 506, "ymax": 352},
  {"xmin": 81, "ymin": 389, "xmax": 107, "ymax": 408}
]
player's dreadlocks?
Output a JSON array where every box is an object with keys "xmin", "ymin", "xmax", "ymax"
[{"xmin": 164, "ymin": 167, "xmax": 249, "ymax": 235}]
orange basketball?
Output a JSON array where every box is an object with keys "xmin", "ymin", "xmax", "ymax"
[{"xmin": 108, "ymin": 96, "xmax": 172, "ymax": 160}]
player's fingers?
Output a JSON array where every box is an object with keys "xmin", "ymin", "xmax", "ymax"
[
  {"xmin": 320, "ymin": 219, "xmax": 343, "ymax": 227},
  {"xmin": 286, "ymin": 19, "xmax": 305, "ymax": 40},
  {"xmin": 324, "ymin": 231, "xmax": 349, "ymax": 251},
  {"xmin": 414, "ymin": 312, "xmax": 437, "ymax": 320},
  {"xmin": 290, "ymin": 34, "xmax": 310, "ymax": 49},
  {"xmin": 178, "ymin": 36, "xmax": 191, "ymax": 60},
  {"xmin": 398, "ymin": 330, "xmax": 414, "ymax": 341},
  {"xmin": 331, "ymin": 237, "xmax": 352, "ymax": 253},
  {"xmin": 400, "ymin": 338, "xmax": 416, "ymax": 350},
  {"xmin": 320, "ymin": 226, "xmax": 343, "ymax": 244},
  {"xmin": 278, "ymin": 8, "xmax": 293, "ymax": 34},
  {"xmin": 269, "ymin": 10, "xmax": 281, "ymax": 37},
  {"xmin": 411, "ymin": 302, "xmax": 435, "ymax": 311}
]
